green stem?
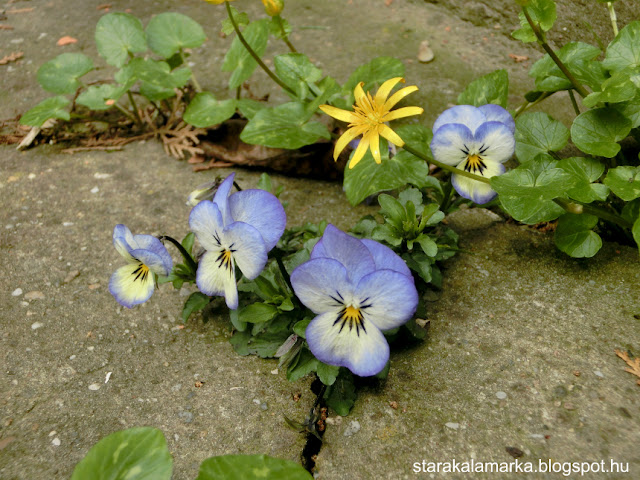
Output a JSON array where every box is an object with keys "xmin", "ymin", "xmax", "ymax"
[
  {"xmin": 607, "ymin": 2, "xmax": 619, "ymax": 37},
  {"xmin": 225, "ymin": 1, "xmax": 296, "ymax": 97},
  {"xmin": 514, "ymin": 91, "xmax": 552, "ymax": 119},
  {"xmin": 275, "ymin": 15, "xmax": 297, "ymax": 53},
  {"xmin": 112, "ymin": 102, "xmax": 138, "ymax": 124},
  {"xmin": 439, "ymin": 179, "xmax": 453, "ymax": 212},
  {"xmin": 401, "ymin": 144, "xmax": 491, "ymax": 184},
  {"xmin": 180, "ymin": 50, "xmax": 202, "ymax": 93},
  {"xmin": 553, "ymin": 198, "xmax": 632, "ymax": 229},
  {"xmin": 126, "ymin": 90, "xmax": 143, "ymax": 127},
  {"xmin": 159, "ymin": 235, "xmax": 198, "ymax": 274},
  {"xmin": 568, "ymin": 89, "xmax": 580, "ymax": 116},
  {"xmin": 522, "ymin": 7, "xmax": 589, "ymax": 98}
]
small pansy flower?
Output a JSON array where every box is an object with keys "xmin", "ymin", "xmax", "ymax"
[
  {"xmin": 430, "ymin": 104, "xmax": 515, "ymax": 204},
  {"xmin": 109, "ymin": 225, "xmax": 173, "ymax": 308},
  {"xmin": 319, "ymin": 77, "xmax": 424, "ymax": 168},
  {"xmin": 290, "ymin": 225, "xmax": 418, "ymax": 377},
  {"xmin": 188, "ymin": 173, "xmax": 286, "ymax": 309}
]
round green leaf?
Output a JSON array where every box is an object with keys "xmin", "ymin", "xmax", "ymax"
[
  {"xmin": 20, "ymin": 96, "xmax": 70, "ymax": 127},
  {"xmin": 603, "ymin": 166, "xmax": 640, "ymax": 201},
  {"xmin": 36, "ymin": 53, "xmax": 93, "ymax": 94},
  {"xmin": 71, "ymin": 427, "xmax": 172, "ymax": 480},
  {"xmin": 184, "ymin": 92, "xmax": 237, "ymax": 128},
  {"xmin": 222, "ymin": 19, "xmax": 270, "ymax": 90},
  {"xmin": 633, "ymin": 216, "xmax": 640, "ymax": 252},
  {"xmin": 95, "ymin": 12, "xmax": 147, "ymax": 67},
  {"xmin": 196, "ymin": 455, "xmax": 312, "ymax": 480},
  {"xmin": 146, "ymin": 12, "xmax": 206, "ymax": 59},
  {"xmin": 603, "ymin": 21, "xmax": 640, "ymax": 73},
  {"xmin": 515, "ymin": 112, "xmax": 569, "ymax": 163},
  {"xmin": 274, "ymin": 53, "xmax": 323, "ymax": 100},
  {"xmin": 238, "ymin": 302, "xmax": 279, "ymax": 324},
  {"xmin": 557, "ymin": 157, "xmax": 609, "ymax": 203},
  {"xmin": 571, "ymin": 107, "xmax": 632, "ymax": 158},
  {"xmin": 457, "ymin": 69, "xmax": 509, "ymax": 108},
  {"xmin": 342, "ymin": 56, "xmax": 405, "ymax": 99},
  {"xmin": 77, "ymin": 84, "xmax": 127, "ymax": 110},
  {"xmin": 554, "ymin": 213, "xmax": 602, "ymax": 258}
]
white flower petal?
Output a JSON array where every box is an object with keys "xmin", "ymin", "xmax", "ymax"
[
  {"xmin": 290, "ymin": 258, "xmax": 353, "ymax": 314},
  {"xmin": 131, "ymin": 235, "xmax": 172, "ymax": 275},
  {"xmin": 196, "ymin": 250, "xmax": 238, "ymax": 309},
  {"xmin": 430, "ymin": 123, "xmax": 475, "ymax": 166},
  {"xmin": 478, "ymin": 104, "xmax": 515, "ymax": 133},
  {"xmin": 222, "ymin": 221, "xmax": 268, "ymax": 280},
  {"xmin": 229, "ymin": 189, "xmax": 286, "ymax": 251},
  {"xmin": 109, "ymin": 263, "xmax": 155, "ymax": 309},
  {"xmin": 212, "ymin": 173, "xmax": 235, "ymax": 226},
  {"xmin": 360, "ymin": 239, "xmax": 412, "ymax": 278},
  {"xmin": 433, "ymin": 105, "xmax": 486, "ymax": 134},
  {"xmin": 189, "ymin": 200, "xmax": 225, "ymax": 252},
  {"xmin": 310, "ymin": 225, "xmax": 375, "ymax": 283},
  {"xmin": 113, "ymin": 224, "xmax": 136, "ymax": 261},
  {"xmin": 474, "ymin": 121, "xmax": 515, "ymax": 164},
  {"xmin": 452, "ymin": 162, "xmax": 505, "ymax": 204}
]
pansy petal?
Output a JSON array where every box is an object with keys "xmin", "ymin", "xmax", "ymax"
[
  {"xmin": 451, "ymin": 162, "xmax": 505, "ymax": 204},
  {"xmin": 196, "ymin": 250, "xmax": 238, "ymax": 309},
  {"xmin": 433, "ymin": 105, "xmax": 486, "ymax": 134},
  {"xmin": 333, "ymin": 127, "xmax": 362, "ymax": 161},
  {"xmin": 290, "ymin": 257, "xmax": 353, "ymax": 314},
  {"xmin": 229, "ymin": 190, "xmax": 286, "ymax": 251},
  {"xmin": 319, "ymin": 104, "xmax": 358, "ymax": 124},
  {"xmin": 474, "ymin": 121, "xmax": 515, "ymax": 164},
  {"xmin": 378, "ymin": 124, "xmax": 405, "ymax": 147},
  {"xmin": 430, "ymin": 123, "xmax": 475, "ymax": 166},
  {"xmin": 381, "ymin": 105, "xmax": 424, "ymax": 122},
  {"xmin": 374, "ymin": 77, "xmax": 404, "ymax": 106},
  {"xmin": 212, "ymin": 173, "xmax": 235, "ymax": 225},
  {"xmin": 315, "ymin": 224, "xmax": 375, "ymax": 283},
  {"xmin": 478, "ymin": 104, "xmax": 515, "ymax": 133},
  {"xmin": 109, "ymin": 263, "xmax": 155, "ymax": 309},
  {"xmin": 113, "ymin": 224, "xmax": 136, "ymax": 261},
  {"xmin": 222, "ymin": 221, "xmax": 268, "ymax": 280},
  {"xmin": 361, "ymin": 239, "xmax": 412, "ymax": 278},
  {"xmin": 306, "ymin": 311, "xmax": 390, "ymax": 377},
  {"xmin": 129, "ymin": 248, "xmax": 170, "ymax": 277},
  {"xmin": 348, "ymin": 133, "xmax": 370, "ymax": 169},
  {"xmin": 131, "ymin": 234, "xmax": 173, "ymax": 274},
  {"xmin": 383, "ymin": 85, "xmax": 419, "ymax": 111},
  {"xmin": 355, "ymin": 269, "xmax": 418, "ymax": 331},
  {"xmin": 189, "ymin": 200, "xmax": 225, "ymax": 252}
]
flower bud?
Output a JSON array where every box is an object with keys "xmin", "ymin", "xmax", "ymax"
[
  {"xmin": 565, "ymin": 202, "xmax": 584, "ymax": 215},
  {"xmin": 186, "ymin": 179, "xmax": 223, "ymax": 207},
  {"xmin": 261, "ymin": 0, "xmax": 284, "ymax": 16}
]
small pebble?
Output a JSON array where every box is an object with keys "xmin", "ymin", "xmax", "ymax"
[
  {"xmin": 496, "ymin": 391, "xmax": 507, "ymax": 400},
  {"xmin": 62, "ymin": 222, "xmax": 74, "ymax": 227},
  {"xmin": 270, "ymin": 368, "xmax": 278, "ymax": 375},
  {"xmin": 594, "ymin": 370, "xmax": 604, "ymax": 378},
  {"xmin": 178, "ymin": 411, "xmax": 194, "ymax": 423},
  {"xmin": 12, "ymin": 288, "xmax": 23, "ymax": 297},
  {"xmin": 25, "ymin": 291, "xmax": 45, "ymax": 300},
  {"xmin": 445, "ymin": 422, "xmax": 460, "ymax": 430},
  {"xmin": 31, "ymin": 322, "xmax": 43, "ymax": 330},
  {"xmin": 88, "ymin": 383, "xmax": 100, "ymax": 391},
  {"xmin": 51, "ymin": 437, "xmax": 61, "ymax": 447},
  {"xmin": 90, "ymin": 187, "xmax": 99, "ymax": 194},
  {"xmin": 343, "ymin": 420, "xmax": 361, "ymax": 437},
  {"xmin": 28, "ymin": 173, "xmax": 36, "ymax": 179},
  {"xmin": 94, "ymin": 173, "xmax": 112, "ymax": 179}
]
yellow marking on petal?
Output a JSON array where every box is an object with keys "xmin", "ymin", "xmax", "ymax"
[
  {"xmin": 319, "ymin": 104, "xmax": 358, "ymax": 124},
  {"xmin": 333, "ymin": 127, "xmax": 362, "ymax": 161},
  {"xmin": 383, "ymin": 85, "xmax": 419, "ymax": 111},
  {"xmin": 334, "ymin": 305, "xmax": 367, "ymax": 336},
  {"xmin": 379, "ymin": 124, "xmax": 405, "ymax": 147},
  {"xmin": 464, "ymin": 154, "xmax": 488, "ymax": 175},
  {"xmin": 374, "ymin": 77, "xmax": 404, "ymax": 105},
  {"xmin": 349, "ymin": 134, "xmax": 370, "ymax": 169},
  {"xmin": 382, "ymin": 106, "xmax": 424, "ymax": 122}
]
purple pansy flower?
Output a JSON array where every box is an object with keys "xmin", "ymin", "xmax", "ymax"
[
  {"xmin": 188, "ymin": 173, "xmax": 286, "ymax": 309},
  {"xmin": 290, "ymin": 225, "xmax": 418, "ymax": 377},
  {"xmin": 430, "ymin": 104, "xmax": 515, "ymax": 204}
]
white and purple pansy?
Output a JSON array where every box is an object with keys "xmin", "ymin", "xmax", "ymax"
[
  {"xmin": 109, "ymin": 224, "xmax": 173, "ymax": 308},
  {"xmin": 290, "ymin": 225, "xmax": 418, "ymax": 377},
  {"xmin": 430, "ymin": 104, "xmax": 515, "ymax": 204},
  {"xmin": 188, "ymin": 173, "xmax": 286, "ymax": 309}
]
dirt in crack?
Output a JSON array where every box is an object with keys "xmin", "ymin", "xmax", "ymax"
[{"xmin": 300, "ymin": 377, "xmax": 327, "ymax": 473}]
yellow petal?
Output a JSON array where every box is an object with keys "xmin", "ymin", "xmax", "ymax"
[
  {"xmin": 383, "ymin": 85, "xmax": 419, "ymax": 111},
  {"xmin": 369, "ymin": 132, "xmax": 382, "ymax": 164},
  {"xmin": 333, "ymin": 127, "xmax": 362, "ymax": 161},
  {"xmin": 382, "ymin": 106, "xmax": 424, "ymax": 122},
  {"xmin": 319, "ymin": 104, "xmax": 358, "ymax": 124},
  {"xmin": 349, "ymin": 134, "xmax": 370, "ymax": 169},
  {"xmin": 379, "ymin": 124, "xmax": 405, "ymax": 147},
  {"xmin": 354, "ymin": 82, "xmax": 366, "ymax": 105},
  {"xmin": 375, "ymin": 77, "xmax": 404, "ymax": 106}
]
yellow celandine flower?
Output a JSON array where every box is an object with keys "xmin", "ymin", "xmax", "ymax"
[
  {"xmin": 203, "ymin": 0, "xmax": 237, "ymax": 4},
  {"xmin": 262, "ymin": 0, "xmax": 284, "ymax": 16},
  {"xmin": 319, "ymin": 77, "xmax": 424, "ymax": 168}
]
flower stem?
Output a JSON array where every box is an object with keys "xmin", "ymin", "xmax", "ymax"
[
  {"xmin": 225, "ymin": 1, "xmax": 296, "ymax": 97},
  {"xmin": 180, "ymin": 49, "xmax": 202, "ymax": 93},
  {"xmin": 439, "ymin": 179, "xmax": 453, "ymax": 212},
  {"xmin": 568, "ymin": 89, "xmax": 580, "ymax": 116},
  {"xmin": 126, "ymin": 91, "xmax": 143, "ymax": 127},
  {"xmin": 112, "ymin": 101, "xmax": 139, "ymax": 125},
  {"xmin": 159, "ymin": 235, "xmax": 198, "ymax": 274},
  {"xmin": 401, "ymin": 144, "xmax": 491, "ymax": 184},
  {"xmin": 271, "ymin": 247, "xmax": 295, "ymax": 295},
  {"xmin": 607, "ymin": 2, "xmax": 619, "ymax": 37},
  {"xmin": 275, "ymin": 15, "xmax": 297, "ymax": 53},
  {"xmin": 553, "ymin": 198, "xmax": 632, "ymax": 229},
  {"xmin": 514, "ymin": 91, "xmax": 552, "ymax": 119},
  {"xmin": 522, "ymin": 7, "xmax": 589, "ymax": 98}
]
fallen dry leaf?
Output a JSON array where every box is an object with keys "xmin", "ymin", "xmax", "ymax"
[
  {"xmin": 7, "ymin": 7, "xmax": 35, "ymax": 14},
  {"xmin": 385, "ymin": 0, "xmax": 394, "ymax": 6},
  {"xmin": 509, "ymin": 53, "xmax": 529, "ymax": 63},
  {"xmin": 97, "ymin": 4, "xmax": 112, "ymax": 11},
  {"xmin": 0, "ymin": 24, "xmax": 14, "ymax": 30},
  {"xmin": 57, "ymin": 36, "xmax": 78, "ymax": 46},
  {"xmin": 0, "ymin": 51, "xmax": 23, "ymax": 65},
  {"xmin": 615, "ymin": 349, "xmax": 640, "ymax": 386}
]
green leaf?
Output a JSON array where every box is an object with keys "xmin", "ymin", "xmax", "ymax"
[
  {"xmin": 146, "ymin": 12, "xmax": 206, "ymax": 59},
  {"xmin": 557, "ymin": 157, "xmax": 608, "ymax": 203},
  {"xmin": 247, "ymin": 332, "xmax": 291, "ymax": 358},
  {"xmin": 583, "ymin": 68, "xmax": 640, "ymax": 107},
  {"xmin": 196, "ymin": 454, "xmax": 312, "ymax": 480},
  {"xmin": 343, "ymin": 124, "xmax": 441, "ymax": 206},
  {"xmin": 571, "ymin": 107, "xmax": 632, "ymax": 158},
  {"xmin": 221, "ymin": 6, "xmax": 249, "ymax": 36},
  {"xmin": 316, "ymin": 362, "xmax": 340, "ymax": 386},
  {"xmin": 20, "ymin": 96, "xmax": 70, "ymax": 127},
  {"xmin": 240, "ymin": 102, "xmax": 330, "ymax": 149},
  {"xmin": 71, "ymin": 427, "xmax": 172, "ymax": 480},
  {"xmin": 515, "ymin": 112, "xmax": 569, "ymax": 163},
  {"xmin": 286, "ymin": 347, "xmax": 318, "ymax": 382},
  {"xmin": 95, "ymin": 12, "xmax": 147, "ymax": 67},
  {"xmin": 238, "ymin": 302, "xmax": 279, "ymax": 324},
  {"xmin": 237, "ymin": 98, "xmax": 266, "ymax": 120},
  {"xmin": 371, "ymin": 224, "xmax": 402, "ymax": 247},
  {"xmin": 492, "ymin": 164, "xmax": 576, "ymax": 224},
  {"xmin": 342, "ymin": 56, "xmax": 405, "ymax": 98},
  {"xmin": 512, "ymin": 0, "xmax": 557, "ymax": 43},
  {"xmin": 181, "ymin": 232, "xmax": 196, "ymax": 256},
  {"xmin": 554, "ymin": 213, "xmax": 602, "ymax": 258},
  {"xmin": 36, "ymin": 53, "xmax": 93, "ymax": 94},
  {"xmin": 324, "ymin": 370, "xmax": 357, "ymax": 416},
  {"xmin": 184, "ymin": 92, "xmax": 237, "ymax": 128},
  {"xmin": 222, "ymin": 19, "xmax": 270, "ymax": 89},
  {"xmin": 622, "ymin": 198, "xmax": 640, "ymax": 225},
  {"xmin": 613, "ymin": 92, "xmax": 640, "ymax": 128},
  {"xmin": 77, "ymin": 84, "xmax": 127, "ymax": 110},
  {"xmin": 603, "ymin": 166, "xmax": 640, "ymax": 201},
  {"xmin": 528, "ymin": 42, "xmax": 603, "ymax": 92},
  {"xmin": 120, "ymin": 58, "xmax": 190, "ymax": 101},
  {"xmin": 457, "ymin": 69, "xmax": 509, "ymax": 108},
  {"xmin": 293, "ymin": 318, "xmax": 312, "ymax": 339},
  {"xmin": 633, "ymin": 217, "xmax": 640, "ymax": 252},
  {"xmin": 402, "ymin": 252, "xmax": 434, "ymax": 283},
  {"xmin": 182, "ymin": 292, "xmax": 210, "ymax": 322},
  {"xmin": 603, "ymin": 21, "xmax": 640, "ymax": 73},
  {"xmin": 398, "ymin": 188, "xmax": 424, "ymax": 216},
  {"xmin": 274, "ymin": 53, "xmax": 323, "ymax": 100},
  {"xmin": 378, "ymin": 194, "xmax": 406, "ymax": 230},
  {"xmin": 415, "ymin": 234, "xmax": 438, "ymax": 257}
]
